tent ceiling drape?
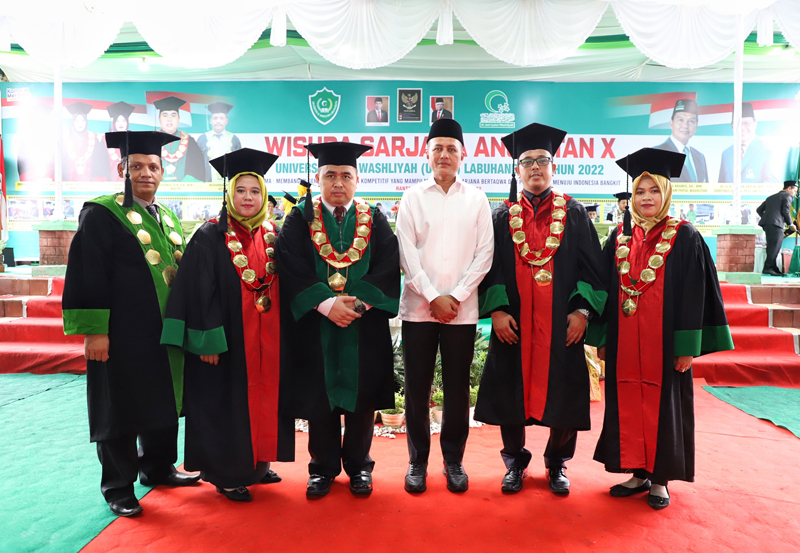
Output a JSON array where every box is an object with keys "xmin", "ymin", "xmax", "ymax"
[{"xmin": 0, "ymin": 0, "xmax": 799, "ymax": 82}]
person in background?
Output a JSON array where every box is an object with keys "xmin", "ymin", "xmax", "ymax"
[{"xmin": 757, "ymin": 180, "xmax": 798, "ymax": 276}]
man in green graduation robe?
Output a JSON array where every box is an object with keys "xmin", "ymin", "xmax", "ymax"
[
  {"xmin": 276, "ymin": 141, "xmax": 400, "ymax": 498},
  {"xmin": 63, "ymin": 131, "xmax": 200, "ymax": 517}
]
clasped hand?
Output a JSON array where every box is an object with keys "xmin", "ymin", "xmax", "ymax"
[
  {"xmin": 430, "ymin": 295, "xmax": 459, "ymax": 323},
  {"xmin": 328, "ymin": 295, "xmax": 362, "ymax": 328}
]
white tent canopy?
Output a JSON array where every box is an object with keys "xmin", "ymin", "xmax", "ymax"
[{"xmin": 0, "ymin": 0, "xmax": 799, "ymax": 82}]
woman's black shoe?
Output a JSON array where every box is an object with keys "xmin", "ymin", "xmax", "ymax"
[
  {"xmin": 609, "ymin": 480, "xmax": 651, "ymax": 497},
  {"xmin": 216, "ymin": 486, "xmax": 252, "ymax": 502}
]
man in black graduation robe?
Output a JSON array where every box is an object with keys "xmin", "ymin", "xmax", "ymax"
[
  {"xmin": 63, "ymin": 131, "xmax": 200, "ymax": 517},
  {"xmin": 276, "ymin": 142, "xmax": 400, "ymax": 498},
  {"xmin": 476, "ymin": 123, "xmax": 607, "ymax": 495}
]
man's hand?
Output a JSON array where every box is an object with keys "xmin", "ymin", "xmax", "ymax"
[
  {"xmin": 566, "ymin": 311, "xmax": 587, "ymax": 346},
  {"xmin": 85, "ymin": 334, "xmax": 109, "ymax": 362},
  {"xmin": 200, "ymin": 354, "xmax": 219, "ymax": 365},
  {"xmin": 790, "ymin": 224, "xmax": 798, "ymax": 234},
  {"xmin": 674, "ymin": 355, "xmax": 693, "ymax": 373},
  {"xmin": 430, "ymin": 295, "xmax": 459, "ymax": 323},
  {"xmin": 597, "ymin": 345, "xmax": 606, "ymax": 361},
  {"xmin": 327, "ymin": 295, "xmax": 361, "ymax": 328},
  {"xmin": 491, "ymin": 311, "xmax": 519, "ymax": 344}
]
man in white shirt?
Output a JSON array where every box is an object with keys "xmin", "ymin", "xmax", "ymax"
[
  {"xmin": 396, "ymin": 119, "xmax": 494, "ymax": 494},
  {"xmin": 653, "ymin": 99, "xmax": 708, "ymax": 183}
]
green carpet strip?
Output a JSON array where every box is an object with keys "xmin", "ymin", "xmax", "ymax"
[
  {"xmin": 704, "ymin": 385, "xmax": 800, "ymax": 439},
  {"xmin": 0, "ymin": 374, "xmax": 185, "ymax": 553}
]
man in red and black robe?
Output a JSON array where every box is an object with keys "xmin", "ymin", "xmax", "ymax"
[{"xmin": 476, "ymin": 123, "xmax": 607, "ymax": 495}]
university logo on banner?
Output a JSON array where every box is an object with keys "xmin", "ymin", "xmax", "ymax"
[
  {"xmin": 309, "ymin": 87, "xmax": 341, "ymax": 125},
  {"xmin": 480, "ymin": 90, "xmax": 515, "ymax": 129}
]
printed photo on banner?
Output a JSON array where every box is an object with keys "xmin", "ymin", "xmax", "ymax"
[
  {"xmin": 366, "ymin": 96, "xmax": 390, "ymax": 126},
  {"xmin": 430, "ymin": 96, "xmax": 454, "ymax": 125},
  {"xmin": 185, "ymin": 199, "xmax": 218, "ymax": 222},
  {"xmin": 160, "ymin": 199, "xmax": 184, "ymax": 220},
  {"xmin": 397, "ymin": 88, "xmax": 422, "ymax": 122},
  {"xmin": 8, "ymin": 198, "xmax": 41, "ymax": 220}
]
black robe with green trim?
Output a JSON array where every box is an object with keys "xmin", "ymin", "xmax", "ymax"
[
  {"xmin": 475, "ymin": 198, "xmax": 606, "ymax": 430},
  {"xmin": 276, "ymin": 201, "xmax": 400, "ymax": 420},
  {"xmin": 62, "ymin": 195, "xmax": 185, "ymax": 442},
  {"xmin": 161, "ymin": 221, "xmax": 295, "ymax": 486},
  {"xmin": 593, "ymin": 224, "xmax": 734, "ymax": 482}
]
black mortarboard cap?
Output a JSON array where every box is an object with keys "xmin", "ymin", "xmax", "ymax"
[
  {"xmin": 207, "ymin": 101, "xmax": 233, "ymax": 115},
  {"xmin": 585, "ymin": 204, "xmax": 599, "ymax": 212},
  {"xmin": 501, "ymin": 123, "xmax": 567, "ymax": 159},
  {"xmin": 268, "ymin": 195, "xmax": 277, "ymax": 205},
  {"xmin": 615, "ymin": 148, "xmax": 686, "ymax": 180},
  {"xmin": 106, "ymin": 131, "xmax": 179, "ymax": 158},
  {"xmin": 427, "ymin": 118, "xmax": 464, "ymax": 146},
  {"xmin": 672, "ymin": 99, "xmax": 698, "ymax": 116},
  {"xmin": 107, "ymin": 101, "xmax": 135, "ymax": 121},
  {"xmin": 66, "ymin": 101, "xmax": 93, "ymax": 117},
  {"xmin": 153, "ymin": 96, "xmax": 187, "ymax": 112},
  {"xmin": 209, "ymin": 147, "xmax": 279, "ymax": 180},
  {"xmin": 283, "ymin": 192, "xmax": 298, "ymax": 205},
  {"xmin": 305, "ymin": 141, "xmax": 372, "ymax": 168},
  {"xmin": 613, "ymin": 192, "xmax": 632, "ymax": 201},
  {"xmin": 105, "ymin": 131, "xmax": 180, "ymax": 208}
]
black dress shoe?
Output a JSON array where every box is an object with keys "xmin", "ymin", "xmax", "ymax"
[
  {"xmin": 610, "ymin": 480, "xmax": 651, "ymax": 497},
  {"xmin": 405, "ymin": 462, "xmax": 427, "ymax": 493},
  {"xmin": 108, "ymin": 496, "xmax": 143, "ymax": 517},
  {"xmin": 547, "ymin": 467, "xmax": 570, "ymax": 494},
  {"xmin": 260, "ymin": 469, "xmax": 282, "ymax": 484},
  {"xmin": 763, "ymin": 269, "xmax": 783, "ymax": 276},
  {"xmin": 140, "ymin": 468, "xmax": 201, "ymax": 487},
  {"xmin": 349, "ymin": 471, "xmax": 373, "ymax": 496},
  {"xmin": 442, "ymin": 462, "xmax": 468, "ymax": 493},
  {"xmin": 216, "ymin": 486, "xmax": 252, "ymax": 502},
  {"xmin": 648, "ymin": 489, "xmax": 670, "ymax": 510},
  {"xmin": 306, "ymin": 474, "xmax": 332, "ymax": 497},
  {"xmin": 501, "ymin": 467, "xmax": 528, "ymax": 494}
]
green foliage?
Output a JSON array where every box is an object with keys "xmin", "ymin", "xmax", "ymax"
[
  {"xmin": 431, "ymin": 388, "xmax": 444, "ymax": 407},
  {"xmin": 394, "ymin": 391, "xmax": 405, "ymax": 410},
  {"xmin": 381, "ymin": 408, "xmax": 403, "ymax": 415},
  {"xmin": 392, "ymin": 334, "xmax": 404, "ymax": 391},
  {"xmin": 469, "ymin": 386, "xmax": 479, "ymax": 408}
]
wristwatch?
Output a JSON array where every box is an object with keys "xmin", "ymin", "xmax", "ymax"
[
  {"xmin": 353, "ymin": 298, "xmax": 367, "ymax": 315},
  {"xmin": 577, "ymin": 308, "xmax": 591, "ymax": 321}
]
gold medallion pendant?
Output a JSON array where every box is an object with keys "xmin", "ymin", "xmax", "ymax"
[
  {"xmin": 622, "ymin": 298, "xmax": 637, "ymax": 317},
  {"xmin": 255, "ymin": 294, "xmax": 271, "ymax": 313},
  {"xmin": 534, "ymin": 269, "xmax": 552, "ymax": 286},
  {"xmin": 328, "ymin": 271, "xmax": 347, "ymax": 293}
]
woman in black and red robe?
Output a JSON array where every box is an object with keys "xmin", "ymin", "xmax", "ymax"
[
  {"xmin": 162, "ymin": 148, "xmax": 294, "ymax": 502},
  {"xmin": 594, "ymin": 148, "xmax": 734, "ymax": 510}
]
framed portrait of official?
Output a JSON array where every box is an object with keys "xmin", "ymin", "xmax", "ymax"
[
  {"xmin": 429, "ymin": 96, "xmax": 454, "ymax": 125},
  {"xmin": 366, "ymin": 96, "xmax": 390, "ymax": 126},
  {"xmin": 397, "ymin": 88, "xmax": 422, "ymax": 122}
]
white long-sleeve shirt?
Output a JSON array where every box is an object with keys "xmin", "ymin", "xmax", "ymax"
[{"xmin": 396, "ymin": 176, "xmax": 494, "ymax": 324}]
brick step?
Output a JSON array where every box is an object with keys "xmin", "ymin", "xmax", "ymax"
[
  {"xmin": 0, "ymin": 342, "xmax": 85, "ymax": 374},
  {"xmin": 0, "ymin": 276, "xmax": 51, "ymax": 296},
  {"xmin": 0, "ymin": 317, "xmax": 81, "ymax": 344},
  {"xmin": 749, "ymin": 284, "xmax": 800, "ymax": 305},
  {"xmin": 728, "ymin": 326, "xmax": 797, "ymax": 352},
  {"xmin": 26, "ymin": 296, "xmax": 63, "ymax": 318}
]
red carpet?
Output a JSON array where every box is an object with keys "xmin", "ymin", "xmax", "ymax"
[
  {"xmin": 82, "ymin": 382, "xmax": 800, "ymax": 553},
  {"xmin": 693, "ymin": 283, "xmax": 800, "ymax": 386}
]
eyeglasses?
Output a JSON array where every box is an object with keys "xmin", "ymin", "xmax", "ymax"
[{"xmin": 519, "ymin": 157, "xmax": 552, "ymax": 168}]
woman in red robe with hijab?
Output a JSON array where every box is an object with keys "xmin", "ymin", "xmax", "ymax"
[
  {"xmin": 162, "ymin": 148, "xmax": 294, "ymax": 502},
  {"xmin": 594, "ymin": 148, "xmax": 734, "ymax": 510}
]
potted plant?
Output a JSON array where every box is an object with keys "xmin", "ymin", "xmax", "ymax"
[
  {"xmin": 430, "ymin": 388, "xmax": 444, "ymax": 424},
  {"xmin": 380, "ymin": 391, "xmax": 405, "ymax": 428}
]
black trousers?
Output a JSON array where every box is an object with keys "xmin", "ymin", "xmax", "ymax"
[
  {"xmin": 403, "ymin": 321, "xmax": 475, "ymax": 465},
  {"xmin": 500, "ymin": 423, "xmax": 577, "ymax": 470},
  {"xmin": 96, "ymin": 423, "xmax": 179, "ymax": 502},
  {"xmin": 307, "ymin": 408, "xmax": 375, "ymax": 478},
  {"xmin": 763, "ymin": 225, "xmax": 784, "ymax": 273},
  {"xmin": 633, "ymin": 469, "xmax": 668, "ymax": 486}
]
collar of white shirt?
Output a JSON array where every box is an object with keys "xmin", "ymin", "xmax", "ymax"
[
  {"xmin": 319, "ymin": 196, "xmax": 354, "ymax": 217},
  {"xmin": 133, "ymin": 195, "xmax": 160, "ymax": 210},
  {"xmin": 422, "ymin": 176, "xmax": 463, "ymax": 192}
]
